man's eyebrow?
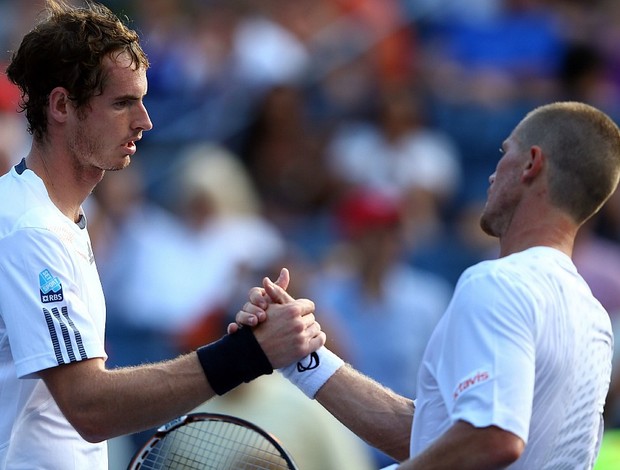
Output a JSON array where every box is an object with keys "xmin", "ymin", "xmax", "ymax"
[{"xmin": 113, "ymin": 94, "xmax": 144, "ymax": 101}]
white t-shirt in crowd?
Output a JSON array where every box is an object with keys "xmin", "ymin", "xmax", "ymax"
[
  {"xmin": 412, "ymin": 246, "xmax": 613, "ymax": 469},
  {"xmin": 0, "ymin": 160, "xmax": 108, "ymax": 469}
]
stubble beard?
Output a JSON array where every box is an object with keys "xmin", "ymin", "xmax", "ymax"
[
  {"xmin": 479, "ymin": 197, "xmax": 516, "ymax": 240},
  {"xmin": 479, "ymin": 211, "xmax": 498, "ymax": 237},
  {"xmin": 68, "ymin": 123, "xmax": 129, "ymax": 174}
]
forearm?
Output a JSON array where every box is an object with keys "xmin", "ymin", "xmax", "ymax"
[
  {"xmin": 98, "ymin": 354, "xmax": 215, "ymax": 438},
  {"xmin": 398, "ymin": 422, "xmax": 524, "ymax": 470},
  {"xmin": 316, "ymin": 364, "xmax": 413, "ymax": 461},
  {"xmin": 43, "ymin": 353, "xmax": 214, "ymax": 442}
]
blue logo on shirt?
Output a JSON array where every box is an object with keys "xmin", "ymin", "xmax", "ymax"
[{"xmin": 39, "ymin": 269, "xmax": 64, "ymax": 303}]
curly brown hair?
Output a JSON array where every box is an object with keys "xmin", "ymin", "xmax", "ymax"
[{"xmin": 5, "ymin": 0, "xmax": 149, "ymax": 140}]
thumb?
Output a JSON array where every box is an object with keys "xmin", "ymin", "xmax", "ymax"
[
  {"xmin": 263, "ymin": 275, "xmax": 294, "ymax": 304},
  {"xmin": 274, "ymin": 268, "xmax": 290, "ymax": 290}
]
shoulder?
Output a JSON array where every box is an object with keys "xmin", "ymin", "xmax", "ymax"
[
  {"xmin": 0, "ymin": 208, "xmax": 85, "ymax": 281},
  {"xmin": 451, "ymin": 248, "xmax": 575, "ymax": 324},
  {"xmin": 449, "ymin": 252, "xmax": 549, "ymax": 327},
  {"xmin": 459, "ymin": 247, "xmax": 568, "ymax": 291},
  {"xmin": 457, "ymin": 256, "xmax": 530, "ymax": 299},
  {"xmin": 0, "ymin": 167, "xmax": 61, "ymax": 236}
]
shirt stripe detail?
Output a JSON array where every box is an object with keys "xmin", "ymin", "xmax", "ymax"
[
  {"xmin": 50, "ymin": 307, "xmax": 76, "ymax": 362},
  {"xmin": 61, "ymin": 306, "xmax": 87, "ymax": 360},
  {"xmin": 43, "ymin": 308, "xmax": 65, "ymax": 365},
  {"xmin": 43, "ymin": 306, "xmax": 88, "ymax": 365}
]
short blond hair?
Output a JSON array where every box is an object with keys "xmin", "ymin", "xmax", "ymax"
[{"xmin": 516, "ymin": 102, "xmax": 620, "ymax": 224}]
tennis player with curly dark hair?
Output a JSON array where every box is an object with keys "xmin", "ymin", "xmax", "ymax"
[{"xmin": 0, "ymin": 2, "xmax": 324, "ymax": 468}]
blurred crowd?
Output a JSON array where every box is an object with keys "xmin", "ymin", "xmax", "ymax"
[{"xmin": 2, "ymin": 0, "xmax": 620, "ymax": 468}]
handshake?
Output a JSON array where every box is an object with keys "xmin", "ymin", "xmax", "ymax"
[{"xmin": 198, "ymin": 268, "xmax": 344, "ymax": 399}]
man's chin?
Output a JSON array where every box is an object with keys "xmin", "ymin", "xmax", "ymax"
[
  {"xmin": 106, "ymin": 156, "xmax": 131, "ymax": 172},
  {"xmin": 479, "ymin": 215, "xmax": 497, "ymax": 238}
]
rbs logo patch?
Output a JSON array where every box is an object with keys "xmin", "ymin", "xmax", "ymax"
[{"xmin": 39, "ymin": 269, "xmax": 64, "ymax": 303}]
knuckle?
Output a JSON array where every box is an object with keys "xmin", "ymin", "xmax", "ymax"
[{"xmin": 287, "ymin": 303, "xmax": 303, "ymax": 318}]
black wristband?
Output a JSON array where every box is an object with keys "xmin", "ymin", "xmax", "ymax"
[{"xmin": 196, "ymin": 327, "xmax": 273, "ymax": 395}]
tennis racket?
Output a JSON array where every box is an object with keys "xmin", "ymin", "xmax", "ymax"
[{"xmin": 127, "ymin": 412, "xmax": 298, "ymax": 470}]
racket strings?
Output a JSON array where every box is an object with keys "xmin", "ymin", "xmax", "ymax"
[{"xmin": 137, "ymin": 419, "xmax": 292, "ymax": 469}]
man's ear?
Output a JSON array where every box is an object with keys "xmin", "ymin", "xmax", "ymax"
[
  {"xmin": 522, "ymin": 145, "xmax": 544, "ymax": 183},
  {"xmin": 48, "ymin": 87, "xmax": 70, "ymax": 124}
]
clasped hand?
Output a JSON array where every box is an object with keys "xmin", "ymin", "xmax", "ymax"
[{"xmin": 229, "ymin": 268, "xmax": 325, "ymax": 369}]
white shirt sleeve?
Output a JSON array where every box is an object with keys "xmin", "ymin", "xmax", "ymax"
[
  {"xmin": 0, "ymin": 226, "xmax": 106, "ymax": 378},
  {"xmin": 435, "ymin": 268, "xmax": 537, "ymax": 443}
]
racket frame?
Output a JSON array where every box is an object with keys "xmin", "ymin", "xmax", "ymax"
[{"xmin": 127, "ymin": 412, "xmax": 298, "ymax": 470}]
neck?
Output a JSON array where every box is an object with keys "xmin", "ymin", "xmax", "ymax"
[
  {"xmin": 498, "ymin": 215, "xmax": 578, "ymax": 258},
  {"xmin": 25, "ymin": 140, "xmax": 103, "ymax": 223}
]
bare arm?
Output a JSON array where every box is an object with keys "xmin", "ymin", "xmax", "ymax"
[
  {"xmin": 40, "ymin": 291, "xmax": 324, "ymax": 443},
  {"xmin": 40, "ymin": 353, "xmax": 210, "ymax": 442},
  {"xmin": 399, "ymin": 421, "xmax": 524, "ymax": 469},
  {"xmin": 316, "ymin": 364, "xmax": 413, "ymax": 462}
]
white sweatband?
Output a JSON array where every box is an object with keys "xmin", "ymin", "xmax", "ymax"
[{"xmin": 279, "ymin": 346, "xmax": 344, "ymax": 398}]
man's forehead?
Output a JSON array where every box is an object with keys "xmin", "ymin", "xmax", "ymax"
[
  {"xmin": 100, "ymin": 52, "xmax": 148, "ymax": 91},
  {"xmin": 103, "ymin": 50, "xmax": 144, "ymax": 71}
]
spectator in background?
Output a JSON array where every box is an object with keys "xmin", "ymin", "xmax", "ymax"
[
  {"xmin": 172, "ymin": 143, "xmax": 288, "ymax": 349},
  {"xmin": 231, "ymin": 1, "xmax": 310, "ymax": 90},
  {"xmin": 239, "ymin": 83, "xmax": 338, "ymax": 260},
  {"xmin": 325, "ymin": 85, "xmax": 462, "ymax": 253},
  {"xmin": 131, "ymin": 0, "xmax": 313, "ymax": 144}
]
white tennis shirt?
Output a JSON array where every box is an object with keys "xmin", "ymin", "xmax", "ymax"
[
  {"xmin": 0, "ymin": 161, "xmax": 108, "ymax": 469},
  {"xmin": 411, "ymin": 247, "xmax": 613, "ymax": 468}
]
